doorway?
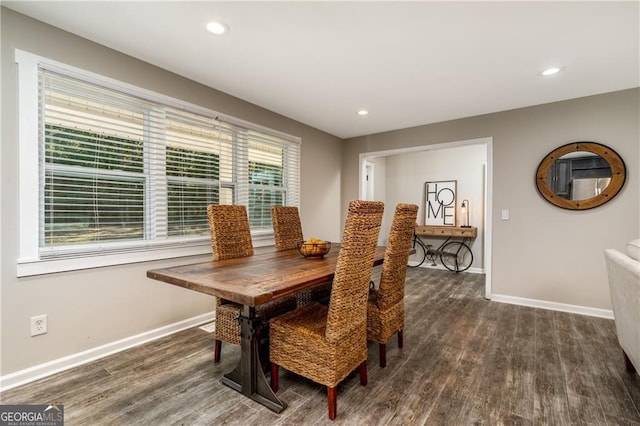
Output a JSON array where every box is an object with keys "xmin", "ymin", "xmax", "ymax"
[
  {"xmin": 362, "ymin": 160, "xmax": 374, "ymax": 201},
  {"xmin": 359, "ymin": 137, "xmax": 493, "ymax": 299}
]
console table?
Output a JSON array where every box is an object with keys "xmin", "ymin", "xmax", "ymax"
[
  {"xmin": 412, "ymin": 226, "xmax": 477, "ymax": 272},
  {"xmin": 415, "ymin": 225, "xmax": 477, "ymax": 238}
]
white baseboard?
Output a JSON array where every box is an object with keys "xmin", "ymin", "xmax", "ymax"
[
  {"xmin": 491, "ymin": 294, "xmax": 614, "ymax": 319},
  {"xmin": 408, "ymin": 264, "xmax": 612, "ymax": 319},
  {"xmin": 0, "ymin": 311, "xmax": 215, "ymax": 392},
  {"xmin": 409, "ymin": 262, "xmax": 484, "ymax": 275}
]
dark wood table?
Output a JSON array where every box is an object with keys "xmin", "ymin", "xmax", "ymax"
[{"xmin": 146, "ymin": 244, "xmax": 386, "ymax": 413}]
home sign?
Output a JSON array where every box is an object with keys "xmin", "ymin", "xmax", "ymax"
[{"xmin": 424, "ymin": 180, "xmax": 457, "ymax": 226}]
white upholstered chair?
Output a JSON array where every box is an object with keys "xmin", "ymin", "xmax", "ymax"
[{"xmin": 604, "ymin": 239, "xmax": 640, "ymax": 376}]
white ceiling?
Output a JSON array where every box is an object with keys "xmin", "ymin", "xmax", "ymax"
[{"xmin": 5, "ymin": 1, "xmax": 639, "ymax": 139}]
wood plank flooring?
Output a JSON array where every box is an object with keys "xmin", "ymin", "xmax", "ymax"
[{"xmin": 2, "ymin": 267, "xmax": 639, "ymax": 425}]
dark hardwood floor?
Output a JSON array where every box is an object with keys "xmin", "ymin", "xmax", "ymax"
[{"xmin": 2, "ymin": 267, "xmax": 639, "ymax": 425}]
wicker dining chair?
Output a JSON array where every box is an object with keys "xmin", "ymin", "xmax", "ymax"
[
  {"xmin": 269, "ymin": 200, "xmax": 384, "ymax": 420},
  {"xmin": 367, "ymin": 203, "xmax": 418, "ymax": 368},
  {"xmin": 271, "ymin": 205, "xmax": 304, "ymax": 250},
  {"xmin": 207, "ymin": 204, "xmax": 295, "ymax": 363},
  {"xmin": 271, "ymin": 205, "xmax": 332, "ymax": 307}
]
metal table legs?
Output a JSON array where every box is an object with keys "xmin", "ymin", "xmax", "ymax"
[{"xmin": 221, "ymin": 305, "xmax": 287, "ymax": 413}]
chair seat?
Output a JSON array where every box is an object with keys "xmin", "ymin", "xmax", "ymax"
[
  {"xmin": 215, "ymin": 303, "xmax": 243, "ymax": 345},
  {"xmin": 258, "ymin": 296, "xmax": 297, "ymax": 318},
  {"xmin": 294, "ymin": 283, "xmax": 332, "ymax": 307},
  {"xmin": 216, "ymin": 296, "xmax": 296, "ymax": 345},
  {"xmin": 367, "ymin": 294, "xmax": 404, "ymax": 344},
  {"xmin": 270, "ymin": 303, "xmax": 368, "ymax": 388}
]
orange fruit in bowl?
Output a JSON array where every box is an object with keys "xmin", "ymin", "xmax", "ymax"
[{"xmin": 298, "ymin": 237, "xmax": 330, "ymax": 257}]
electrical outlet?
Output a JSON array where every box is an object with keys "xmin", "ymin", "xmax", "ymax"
[{"xmin": 31, "ymin": 315, "xmax": 47, "ymax": 336}]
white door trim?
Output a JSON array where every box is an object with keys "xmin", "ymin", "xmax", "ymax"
[{"xmin": 358, "ymin": 136, "xmax": 493, "ymax": 299}]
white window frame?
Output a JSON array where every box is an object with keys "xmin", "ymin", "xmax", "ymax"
[{"xmin": 15, "ymin": 50, "xmax": 300, "ymax": 277}]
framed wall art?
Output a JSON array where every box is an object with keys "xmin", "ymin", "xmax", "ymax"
[{"xmin": 424, "ymin": 180, "xmax": 457, "ymax": 226}]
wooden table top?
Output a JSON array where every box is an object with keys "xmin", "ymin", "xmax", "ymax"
[{"xmin": 147, "ymin": 244, "xmax": 386, "ymax": 307}]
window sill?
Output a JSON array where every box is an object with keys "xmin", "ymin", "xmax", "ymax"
[{"xmin": 17, "ymin": 236, "xmax": 275, "ymax": 277}]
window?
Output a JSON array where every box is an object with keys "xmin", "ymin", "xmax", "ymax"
[{"xmin": 17, "ymin": 50, "xmax": 300, "ymax": 276}]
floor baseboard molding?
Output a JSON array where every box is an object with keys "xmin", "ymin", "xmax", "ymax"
[
  {"xmin": 409, "ymin": 263, "xmax": 485, "ymax": 274},
  {"xmin": 491, "ymin": 294, "xmax": 614, "ymax": 319},
  {"xmin": 0, "ymin": 311, "xmax": 215, "ymax": 392}
]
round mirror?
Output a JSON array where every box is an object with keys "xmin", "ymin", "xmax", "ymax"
[{"xmin": 535, "ymin": 142, "xmax": 626, "ymax": 210}]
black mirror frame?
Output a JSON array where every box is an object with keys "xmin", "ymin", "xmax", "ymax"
[{"xmin": 535, "ymin": 142, "xmax": 626, "ymax": 210}]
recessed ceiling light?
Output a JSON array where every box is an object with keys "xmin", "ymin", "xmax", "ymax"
[
  {"xmin": 357, "ymin": 110, "xmax": 369, "ymax": 116},
  {"xmin": 541, "ymin": 67, "xmax": 561, "ymax": 76},
  {"xmin": 206, "ymin": 21, "xmax": 229, "ymax": 35}
]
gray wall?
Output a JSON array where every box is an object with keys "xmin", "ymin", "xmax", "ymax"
[
  {"xmin": 2, "ymin": 6, "xmax": 638, "ymax": 378},
  {"xmin": 1, "ymin": 9, "xmax": 343, "ymax": 375},
  {"xmin": 343, "ymin": 89, "xmax": 639, "ymax": 310}
]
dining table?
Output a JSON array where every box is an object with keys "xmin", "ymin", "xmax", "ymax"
[{"xmin": 146, "ymin": 243, "xmax": 386, "ymax": 413}]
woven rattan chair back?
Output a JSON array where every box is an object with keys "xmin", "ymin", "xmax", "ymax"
[
  {"xmin": 269, "ymin": 200, "xmax": 384, "ymax": 419},
  {"xmin": 272, "ymin": 205, "xmax": 331, "ymax": 307},
  {"xmin": 375, "ymin": 203, "xmax": 419, "ymax": 310},
  {"xmin": 207, "ymin": 205, "xmax": 254, "ymax": 261},
  {"xmin": 271, "ymin": 206, "xmax": 303, "ymax": 251},
  {"xmin": 207, "ymin": 204, "xmax": 295, "ymax": 363},
  {"xmin": 325, "ymin": 200, "xmax": 385, "ymax": 344}
]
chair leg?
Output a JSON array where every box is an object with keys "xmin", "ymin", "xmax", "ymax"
[
  {"xmin": 359, "ymin": 361, "xmax": 368, "ymax": 386},
  {"xmin": 270, "ymin": 363, "xmax": 279, "ymax": 392},
  {"xmin": 328, "ymin": 386, "xmax": 337, "ymax": 420},
  {"xmin": 624, "ymin": 350, "xmax": 637, "ymax": 374},
  {"xmin": 398, "ymin": 330, "xmax": 404, "ymax": 348},
  {"xmin": 214, "ymin": 340, "xmax": 222, "ymax": 362},
  {"xmin": 379, "ymin": 343, "xmax": 387, "ymax": 368}
]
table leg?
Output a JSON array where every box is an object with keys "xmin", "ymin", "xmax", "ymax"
[{"xmin": 221, "ymin": 305, "xmax": 287, "ymax": 413}]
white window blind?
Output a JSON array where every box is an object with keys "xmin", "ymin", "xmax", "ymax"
[
  {"xmin": 164, "ymin": 109, "xmax": 235, "ymax": 238},
  {"xmin": 16, "ymin": 51, "xmax": 301, "ymax": 275},
  {"xmin": 42, "ymin": 71, "xmax": 149, "ymax": 248},
  {"xmin": 246, "ymin": 130, "xmax": 300, "ymax": 233}
]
